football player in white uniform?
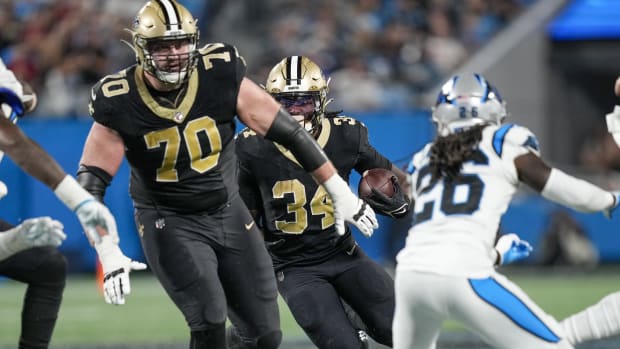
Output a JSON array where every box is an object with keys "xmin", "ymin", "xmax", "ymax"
[{"xmin": 393, "ymin": 73, "xmax": 620, "ymax": 349}]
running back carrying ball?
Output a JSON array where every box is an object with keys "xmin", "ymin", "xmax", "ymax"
[{"xmin": 358, "ymin": 168, "xmax": 396, "ymax": 198}]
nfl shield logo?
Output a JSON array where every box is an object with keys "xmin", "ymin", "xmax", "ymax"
[{"xmin": 174, "ymin": 111, "xmax": 184, "ymax": 122}]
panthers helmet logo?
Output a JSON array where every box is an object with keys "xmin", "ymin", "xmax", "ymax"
[
  {"xmin": 265, "ymin": 56, "xmax": 332, "ymax": 136},
  {"xmin": 432, "ymin": 73, "xmax": 507, "ymax": 136},
  {"xmin": 128, "ymin": 0, "xmax": 199, "ymax": 87}
]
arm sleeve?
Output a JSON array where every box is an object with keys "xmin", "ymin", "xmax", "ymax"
[
  {"xmin": 354, "ymin": 121, "xmax": 392, "ymax": 173},
  {"xmin": 264, "ymin": 108, "xmax": 329, "ymax": 172},
  {"xmin": 541, "ymin": 168, "xmax": 615, "ymax": 212}
]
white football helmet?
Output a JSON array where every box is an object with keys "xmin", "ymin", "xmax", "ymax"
[{"xmin": 432, "ymin": 73, "xmax": 507, "ymax": 136}]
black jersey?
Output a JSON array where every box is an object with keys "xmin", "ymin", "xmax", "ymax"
[
  {"xmin": 236, "ymin": 116, "xmax": 392, "ymax": 269},
  {"xmin": 89, "ymin": 43, "xmax": 246, "ymax": 212}
]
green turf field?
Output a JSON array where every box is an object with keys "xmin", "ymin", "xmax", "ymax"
[{"xmin": 0, "ymin": 266, "xmax": 619, "ymax": 348}]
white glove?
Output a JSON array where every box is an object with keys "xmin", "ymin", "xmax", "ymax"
[
  {"xmin": 95, "ymin": 235, "xmax": 147, "ymax": 305},
  {"xmin": 494, "ymin": 233, "xmax": 533, "ymax": 266},
  {"xmin": 77, "ymin": 200, "xmax": 147, "ymax": 305},
  {"xmin": 0, "ymin": 216, "xmax": 66, "ymax": 262},
  {"xmin": 606, "ymin": 106, "xmax": 620, "ymax": 147},
  {"xmin": 322, "ymin": 173, "xmax": 378, "ymax": 237},
  {"xmin": 53, "ymin": 175, "xmax": 147, "ymax": 305},
  {"xmin": 0, "ymin": 180, "xmax": 7, "ymax": 200},
  {"xmin": 603, "ymin": 192, "xmax": 620, "ymax": 219},
  {"xmin": 0, "ymin": 68, "xmax": 25, "ymax": 116}
]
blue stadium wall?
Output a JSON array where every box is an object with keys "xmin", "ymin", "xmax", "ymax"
[{"xmin": 1, "ymin": 113, "xmax": 619, "ymax": 272}]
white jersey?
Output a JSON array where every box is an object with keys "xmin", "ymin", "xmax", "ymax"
[{"xmin": 396, "ymin": 123, "xmax": 541, "ymax": 277}]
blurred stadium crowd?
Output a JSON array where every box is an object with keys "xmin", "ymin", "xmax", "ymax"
[{"xmin": 0, "ymin": 0, "xmax": 535, "ymax": 118}]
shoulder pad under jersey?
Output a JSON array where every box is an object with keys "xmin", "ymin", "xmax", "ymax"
[{"xmin": 490, "ymin": 123, "xmax": 541, "ymax": 158}]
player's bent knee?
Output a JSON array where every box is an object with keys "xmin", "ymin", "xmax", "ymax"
[{"xmin": 256, "ymin": 330, "xmax": 282, "ymax": 349}]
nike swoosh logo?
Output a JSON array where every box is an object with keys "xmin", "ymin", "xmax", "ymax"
[{"xmin": 244, "ymin": 221, "xmax": 255, "ymax": 230}]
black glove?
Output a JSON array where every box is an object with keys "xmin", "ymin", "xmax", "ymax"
[{"xmin": 363, "ymin": 176, "xmax": 410, "ymax": 218}]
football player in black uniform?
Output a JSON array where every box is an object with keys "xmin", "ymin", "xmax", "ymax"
[
  {"xmin": 236, "ymin": 56, "xmax": 410, "ymax": 349},
  {"xmin": 0, "ymin": 64, "xmax": 137, "ymax": 347},
  {"xmin": 77, "ymin": 1, "xmax": 377, "ymax": 349}
]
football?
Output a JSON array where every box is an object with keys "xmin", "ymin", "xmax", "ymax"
[{"xmin": 358, "ymin": 168, "xmax": 396, "ymax": 199}]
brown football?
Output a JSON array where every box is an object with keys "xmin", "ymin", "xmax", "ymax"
[{"xmin": 358, "ymin": 168, "xmax": 396, "ymax": 199}]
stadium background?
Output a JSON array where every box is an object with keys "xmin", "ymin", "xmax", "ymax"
[{"xmin": 1, "ymin": 0, "xmax": 620, "ymax": 347}]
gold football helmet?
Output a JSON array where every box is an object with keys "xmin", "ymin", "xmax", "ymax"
[
  {"xmin": 265, "ymin": 56, "xmax": 331, "ymax": 135},
  {"xmin": 128, "ymin": 0, "xmax": 199, "ymax": 86}
]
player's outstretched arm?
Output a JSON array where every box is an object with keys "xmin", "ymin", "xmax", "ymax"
[
  {"xmin": 77, "ymin": 122, "xmax": 147, "ymax": 305},
  {"xmin": 515, "ymin": 152, "xmax": 619, "ymax": 217},
  {"xmin": 236, "ymin": 77, "xmax": 378, "ymax": 237},
  {"xmin": 0, "ymin": 69, "xmax": 145, "ymax": 305}
]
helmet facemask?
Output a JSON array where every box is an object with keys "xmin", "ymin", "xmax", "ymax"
[
  {"xmin": 135, "ymin": 34, "xmax": 197, "ymax": 86},
  {"xmin": 274, "ymin": 91, "xmax": 325, "ymax": 134},
  {"xmin": 265, "ymin": 56, "xmax": 331, "ymax": 137}
]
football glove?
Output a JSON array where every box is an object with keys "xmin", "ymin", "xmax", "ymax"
[
  {"xmin": 95, "ymin": 235, "xmax": 147, "ymax": 305},
  {"xmin": 603, "ymin": 192, "xmax": 620, "ymax": 219},
  {"xmin": 494, "ymin": 233, "xmax": 533, "ymax": 266},
  {"xmin": 0, "ymin": 180, "xmax": 7, "ymax": 200},
  {"xmin": 606, "ymin": 106, "xmax": 620, "ymax": 148},
  {"xmin": 362, "ymin": 176, "xmax": 410, "ymax": 218},
  {"xmin": 76, "ymin": 200, "xmax": 147, "ymax": 305},
  {"xmin": 0, "ymin": 67, "xmax": 25, "ymax": 116},
  {"xmin": 0, "ymin": 216, "xmax": 66, "ymax": 262},
  {"xmin": 54, "ymin": 175, "xmax": 147, "ymax": 305},
  {"xmin": 323, "ymin": 173, "xmax": 378, "ymax": 237}
]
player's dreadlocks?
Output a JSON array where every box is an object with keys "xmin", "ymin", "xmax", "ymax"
[{"xmin": 429, "ymin": 124, "xmax": 487, "ymax": 181}]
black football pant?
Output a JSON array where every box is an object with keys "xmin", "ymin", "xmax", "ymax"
[
  {"xmin": 277, "ymin": 244, "xmax": 394, "ymax": 349},
  {"xmin": 135, "ymin": 194, "xmax": 281, "ymax": 349},
  {"xmin": 0, "ymin": 219, "xmax": 67, "ymax": 349}
]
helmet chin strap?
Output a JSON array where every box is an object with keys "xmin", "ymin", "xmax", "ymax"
[{"xmin": 144, "ymin": 69, "xmax": 185, "ymax": 91}]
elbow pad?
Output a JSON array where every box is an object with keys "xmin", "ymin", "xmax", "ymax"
[
  {"xmin": 76, "ymin": 165, "xmax": 112, "ymax": 203},
  {"xmin": 541, "ymin": 168, "xmax": 614, "ymax": 212},
  {"xmin": 264, "ymin": 108, "xmax": 328, "ymax": 172}
]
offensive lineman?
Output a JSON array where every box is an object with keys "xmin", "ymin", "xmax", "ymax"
[{"xmin": 77, "ymin": 1, "xmax": 377, "ymax": 348}]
